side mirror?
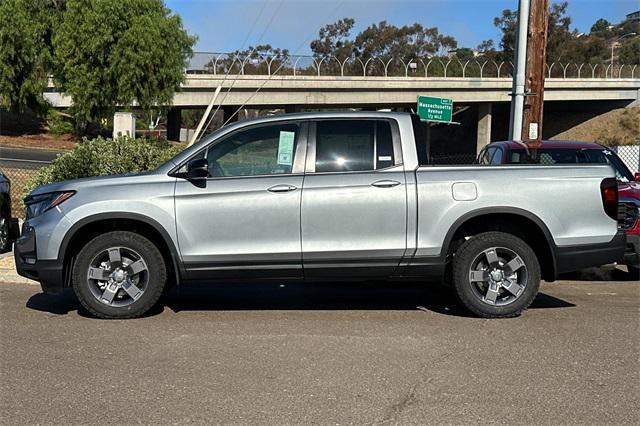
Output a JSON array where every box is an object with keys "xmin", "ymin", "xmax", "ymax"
[
  {"xmin": 635, "ymin": 172, "xmax": 640, "ymax": 182},
  {"xmin": 187, "ymin": 158, "xmax": 209, "ymax": 179}
]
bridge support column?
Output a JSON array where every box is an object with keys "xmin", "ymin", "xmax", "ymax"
[
  {"xmin": 167, "ymin": 108, "xmax": 181, "ymax": 141},
  {"xmin": 477, "ymin": 103, "xmax": 492, "ymax": 154},
  {"xmin": 223, "ymin": 106, "xmax": 238, "ymax": 124}
]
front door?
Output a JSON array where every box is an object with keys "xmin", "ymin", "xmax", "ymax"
[
  {"xmin": 301, "ymin": 119, "xmax": 407, "ymax": 278},
  {"xmin": 175, "ymin": 121, "xmax": 307, "ymax": 279}
]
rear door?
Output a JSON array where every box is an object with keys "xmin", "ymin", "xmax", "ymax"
[{"xmin": 301, "ymin": 119, "xmax": 407, "ymax": 278}]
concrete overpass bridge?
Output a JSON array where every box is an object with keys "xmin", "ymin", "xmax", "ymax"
[{"xmin": 43, "ymin": 53, "xmax": 639, "ymax": 154}]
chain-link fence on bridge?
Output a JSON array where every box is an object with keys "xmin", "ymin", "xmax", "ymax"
[{"xmin": 188, "ymin": 52, "xmax": 639, "ymax": 79}]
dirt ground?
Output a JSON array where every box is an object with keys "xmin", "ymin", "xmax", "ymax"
[
  {"xmin": 0, "ymin": 134, "xmax": 76, "ymax": 151},
  {"xmin": 550, "ymin": 106, "xmax": 640, "ymax": 146}
]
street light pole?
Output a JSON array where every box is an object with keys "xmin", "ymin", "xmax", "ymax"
[
  {"xmin": 610, "ymin": 32, "xmax": 637, "ymax": 76},
  {"xmin": 508, "ymin": 0, "xmax": 530, "ymax": 141}
]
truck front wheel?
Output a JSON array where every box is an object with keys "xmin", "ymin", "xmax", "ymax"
[
  {"xmin": 72, "ymin": 231, "xmax": 167, "ymax": 319},
  {"xmin": 452, "ymin": 231, "xmax": 540, "ymax": 318}
]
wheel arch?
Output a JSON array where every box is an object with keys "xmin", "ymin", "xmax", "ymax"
[
  {"xmin": 442, "ymin": 207, "xmax": 558, "ymax": 281},
  {"xmin": 59, "ymin": 213, "xmax": 183, "ymax": 287}
]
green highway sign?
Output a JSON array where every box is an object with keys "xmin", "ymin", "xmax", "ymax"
[{"xmin": 417, "ymin": 96, "xmax": 453, "ymax": 123}]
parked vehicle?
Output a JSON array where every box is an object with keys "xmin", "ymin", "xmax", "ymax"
[
  {"xmin": 15, "ymin": 113, "xmax": 626, "ymax": 319},
  {"xmin": 0, "ymin": 172, "xmax": 19, "ymax": 253},
  {"xmin": 477, "ymin": 140, "xmax": 639, "ymax": 277}
]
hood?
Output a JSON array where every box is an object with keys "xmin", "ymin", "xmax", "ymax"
[
  {"xmin": 28, "ymin": 169, "xmax": 164, "ymax": 197},
  {"xmin": 618, "ymin": 180, "xmax": 640, "ymax": 200}
]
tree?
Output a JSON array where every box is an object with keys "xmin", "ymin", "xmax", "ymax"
[
  {"xmin": 590, "ymin": 18, "xmax": 611, "ymax": 34},
  {"xmin": 207, "ymin": 45, "xmax": 289, "ymax": 75},
  {"xmin": 0, "ymin": 0, "xmax": 64, "ymax": 112},
  {"xmin": 310, "ymin": 18, "xmax": 457, "ymax": 61},
  {"xmin": 354, "ymin": 21, "xmax": 456, "ymax": 59},
  {"xmin": 619, "ymin": 38, "xmax": 640, "ymax": 64},
  {"xmin": 53, "ymin": 0, "xmax": 196, "ymax": 131},
  {"xmin": 454, "ymin": 48, "xmax": 475, "ymax": 62},
  {"xmin": 310, "ymin": 18, "xmax": 356, "ymax": 60},
  {"xmin": 476, "ymin": 39, "xmax": 497, "ymax": 61},
  {"xmin": 493, "ymin": 1, "xmax": 578, "ymax": 62},
  {"xmin": 493, "ymin": 8, "xmax": 517, "ymax": 61}
]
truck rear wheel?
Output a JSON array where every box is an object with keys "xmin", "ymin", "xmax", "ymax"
[
  {"xmin": 452, "ymin": 231, "xmax": 540, "ymax": 318},
  {"xmin": 72, "ymin": 231, "xmax": 167, "ymax": 319}
]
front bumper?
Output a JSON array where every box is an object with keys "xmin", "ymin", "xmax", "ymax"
[
  {"xmin": 555, "ymin": 230, "xmax": 627, "ymax": 275},
  {"xmin": 14, "ymin": 225, "xmax": 65, "ymax": 294},
  {"xmin": 8, "ymin": 218, "xmax": 19, "ymax": 242},
  {"xmin": 623, "ymin": 233, "xmax": 640, "ymax": 268}
]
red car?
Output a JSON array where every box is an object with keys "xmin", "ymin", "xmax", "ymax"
[{"xmin": 477, "ymin": 140, "xmax": 640, "ymax": 277}]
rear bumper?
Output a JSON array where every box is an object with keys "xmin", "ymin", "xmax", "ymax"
[
  {"xmin": 14, "ymin": 225, "xmax": 65, "ymax": 294},
  {"xmin": 555, "ymin": 230, "xmax": 627, "ymax": 275},
  {"xmin": 623, "ymin": 233, "xmax": 639, "ymax": 268}
]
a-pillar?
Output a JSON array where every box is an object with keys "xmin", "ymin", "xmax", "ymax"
[
  {"xmin": 476, "ymin": 103, "xmax": 492, "ymax": 154},
  {"xmin": 166, "ymin": 108, "xmax": 181, "ymax": 141}
]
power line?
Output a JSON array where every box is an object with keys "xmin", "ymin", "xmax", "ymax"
[
  {"xmin": 202, "ymin": 0, "xmax": 286, "ymax": 135},
  {"xmin": 221, "ymin": 0, "xmax": 346, "ymax": 127},
  {"xmin": 188, "ymin": 0, "xmax": 270, "ymax": 145}
]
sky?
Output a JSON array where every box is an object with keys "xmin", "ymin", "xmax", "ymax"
[{"xmin": 165, "ymin": 0, "xmax": 638, "ymax": 54}]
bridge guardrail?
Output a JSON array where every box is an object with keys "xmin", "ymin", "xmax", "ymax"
[{"xmin": 188, "ymin": 52, "xmax": 639, "ymax": 79}]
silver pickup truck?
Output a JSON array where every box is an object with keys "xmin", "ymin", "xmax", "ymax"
[{"xmin": 15, "ymin": 112, "xmax": 625, "ymax": 319}]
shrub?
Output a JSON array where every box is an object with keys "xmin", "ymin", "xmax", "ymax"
[
  {"xmin": 47, "ymin": 110, "xmax": 75, "ymax": 136},
  {"xmin": 25, "ymin": 136, "xmax": 184, "ymax": 194}
]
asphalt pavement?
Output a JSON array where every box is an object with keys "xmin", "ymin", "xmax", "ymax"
[
  {"xmin": 1, "ymin": 271, "xmax": 638, "ymax": 424},
  {"xmin": 0, "ymin": 146, "xmax": 59, "ymax": 169}
]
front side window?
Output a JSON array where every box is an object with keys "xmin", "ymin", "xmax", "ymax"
[
  {"xmin": 205, "ymin": 123, "xmax": 299, "ymax": 177},
  {"xmin": 479, "ymin": 147, "xmax": 495, "ymax": 165},
  {"xmin": 491, "ymin": 147, "xmax": 503, "ymax": 164},
  {"xmin": 314, "ymin": 120, "xmax": 396, "ymax": 173}
]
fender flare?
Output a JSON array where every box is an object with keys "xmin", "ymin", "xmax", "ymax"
[{"xmin": 58, "ymin": 212, "xmax": 184, "ymax": 283}]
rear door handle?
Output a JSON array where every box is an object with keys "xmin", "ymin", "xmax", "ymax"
[
  {"xmin": 371, "ymin": 179, "xmax": 401, "ymax": 188},
  {"xmin": 267, "ymin": 184, "xmax": 298, "ymax": 193}
]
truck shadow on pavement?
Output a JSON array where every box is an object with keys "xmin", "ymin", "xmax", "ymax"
[{"xmin": 25, "ymin": 280, "xmax": 575, "ymax": 319}]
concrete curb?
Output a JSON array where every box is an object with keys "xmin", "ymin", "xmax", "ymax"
[{"xmin": 0, "ymin": 251, "xmax": 39, "ymax": 285}]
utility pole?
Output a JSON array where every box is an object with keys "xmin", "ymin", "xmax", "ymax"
[{"xmin": 521, "ymin": 0, "xmax": 549, "ymax": 154}]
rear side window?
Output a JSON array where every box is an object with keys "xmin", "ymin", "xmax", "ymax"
[{"xmin": 314, "ymin": 120, "xmax": 395, "ymax": 172}]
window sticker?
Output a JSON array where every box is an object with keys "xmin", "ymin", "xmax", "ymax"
[
  {"xmin": 277, "ymin": 131, "xmax": 295, "ymax": 165},
  {"xmin": 378, "ymin": 155, "xmax": 392, "ymax": 162}
]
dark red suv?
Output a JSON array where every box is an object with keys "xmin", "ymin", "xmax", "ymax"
[{"xmin": 477, "ymin": 140, "xmax": 640, "ymax": 277}]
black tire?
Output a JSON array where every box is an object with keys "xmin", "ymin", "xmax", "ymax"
[
  {"xmin": 72, "ymin": 231, "xmax": 167, "ymax": 319},
  {"xmin": 628, "ymin": 265, "xmax": 640, "ymax": 280},
  {"xmin": 0, "ymin": 215, "xmax": 10, "ymax": 253},
  {"xmin": 452, "ymin": 231, "xmax": 540, "ymax": 318}
]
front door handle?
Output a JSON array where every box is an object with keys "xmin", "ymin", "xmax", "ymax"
[
  {"xmin": 371, "ymin": 179, "xmax": 401, "ymax": 188},
  {"xmin": 267, "ymin": 184, "xmax": 298, "ymax": 193}
]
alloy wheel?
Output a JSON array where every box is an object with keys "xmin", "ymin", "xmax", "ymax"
[
  {"xmin": 86, "ymin": 246, "xmax": 149, "ymax": 307},
  {"xmin": 468, "ymin": 246, "xmax": 528, "ymax": 306}
]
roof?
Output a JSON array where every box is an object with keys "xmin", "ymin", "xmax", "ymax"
[{"xmin": 490, "ymin": 140, "xmax": 604, "ymax": 150}]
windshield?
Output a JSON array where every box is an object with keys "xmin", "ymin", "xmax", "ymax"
[{"xmin": 508, "ymin": 148, "xmax": 634, "ymax": 182}]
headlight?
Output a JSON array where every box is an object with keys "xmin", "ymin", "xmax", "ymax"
[{"xmin": 25, "ymin": 191, "xmax": 75, "ymax": 219}]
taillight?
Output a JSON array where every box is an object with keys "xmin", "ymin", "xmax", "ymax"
[{"xmin": 600, "ymin": 178, "xmax": 618, "ymax": 220}]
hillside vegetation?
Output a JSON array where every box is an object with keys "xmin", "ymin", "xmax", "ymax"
[{"xmin": 551, "ymin": 107, "xmax": 640, "ymax": 146}]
